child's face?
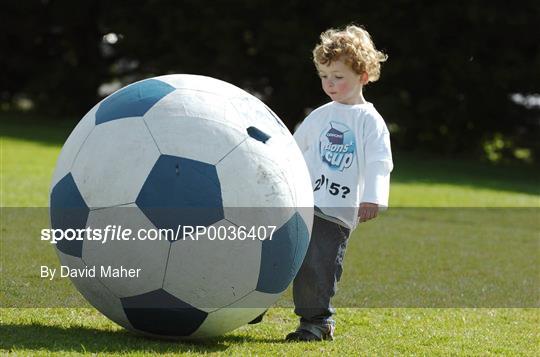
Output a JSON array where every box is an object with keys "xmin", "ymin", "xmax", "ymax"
[{"xmin": 317, "ymin": 59, "xmax": 366, "ymax": 105}]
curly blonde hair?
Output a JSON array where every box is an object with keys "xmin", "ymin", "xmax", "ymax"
[{"xmin": 313, "ymin": 25, "xmax": 388, "ymax": 83}]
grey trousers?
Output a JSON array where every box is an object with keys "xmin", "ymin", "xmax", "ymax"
[{"xmin": 292, "ymin": 215, "xmax": 350, "ymax": 336}]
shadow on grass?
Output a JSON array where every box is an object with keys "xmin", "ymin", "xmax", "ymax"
[
  {"xmin": 0, "ymin": 322, "xmax": 286, "ymax": 354},
  {"xmin": 1, "ymin": 117, "xmax": 75, "ymax": 147}
]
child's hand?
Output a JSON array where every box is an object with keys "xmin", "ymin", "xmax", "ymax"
[{"xmin": 358, "ymin": 202, "xmax": 378, "ymax": 223}]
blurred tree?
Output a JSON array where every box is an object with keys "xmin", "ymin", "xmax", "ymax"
[
  {"xmin": 1, "ymin": 0, "xmax": 112, "ymax": 116},
  {"xmin": 1, "ymin": 0, "xmax": 538, "ymax": 162}
]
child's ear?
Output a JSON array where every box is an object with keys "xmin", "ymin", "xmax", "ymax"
[{"xmin": 360, "ymin": 72, "xmax": 369, "ymax": 84}]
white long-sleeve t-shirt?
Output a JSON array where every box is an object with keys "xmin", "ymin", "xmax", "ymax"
[{"xmin": 293, "ymin": 101, "xmax": 393, "ymax": 229}]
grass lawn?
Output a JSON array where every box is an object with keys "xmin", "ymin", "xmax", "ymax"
[{"xmin": 1, "ymin": 118, "xmax": 539, "ymax": 355}]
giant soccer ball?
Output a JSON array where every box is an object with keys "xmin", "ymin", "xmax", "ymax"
[{"xmin": 49, "ymin": 74, "xmax": 313, "ymax": 338}]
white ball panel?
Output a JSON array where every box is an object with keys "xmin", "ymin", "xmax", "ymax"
[
  {"xmin": 56, "ymin": 250, "xmax": 132, "ymax": 330},
  {"xmin": 71, "ymin": 118, "xmax": 160, "ymax": 207},
  {"xmin": 259, "ymin": 136, "xmax": 314, "ymax": 233},
  {"xmin": 283, "ymin": 138, "xmax": 314, "ymax": 208},
  {"xmin": 144, "ymin": 89, "xmax": 228, "ymax": 126},
  {"xmin": 163, "ymin": 219, "xmax": 262, "ymax": 311},
  {"xmin": 82, "ymin": 204, "xmax": 169, "ymax": 297},
  {"xmin": 50, "ymin": 104, "xmax": 97, "ymax": 193},
  {"xmin": 190, "ymin": 290, "xmax": 280, "ymax": 338},
  {"xmin": 143, "ymin": 91, "xmax": 247, "ymax": 164},
  {"xmin": 264, "ymin": 104, "xmax": 288, "ymax": 131},
  {"xmin": 229, "ymin": 96, "xmax": 289, "ymax": 139},
  {"xmin": 223, "ymin": 99, "xmax": 250, "ymax": 129},
  {"xmin": 218, "ymin": 140, "xmax": 296, "ymax": 229},
  {"xmin": 155, "ymin": 74, "xmax": 246, "ymax": 98}
]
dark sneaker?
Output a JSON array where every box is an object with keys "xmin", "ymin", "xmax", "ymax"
[{"xmin": 285, "ymin": 326, "xmax": 334, "ymax": 342}]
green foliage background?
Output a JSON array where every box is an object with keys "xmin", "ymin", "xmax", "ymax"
[{"xmin": 1, "ymin": 0, "xmax": 539, "ymax": 161}]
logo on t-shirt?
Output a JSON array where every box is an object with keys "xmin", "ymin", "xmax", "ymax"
[{"xmin": 319, "ymin": 121, "xmax": 355, "ymax": 171}]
